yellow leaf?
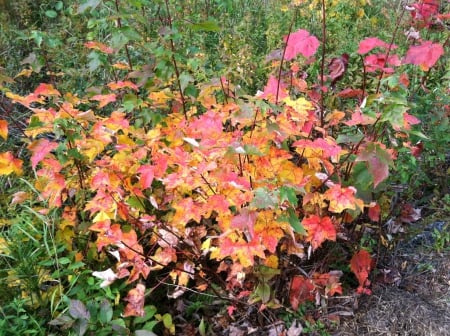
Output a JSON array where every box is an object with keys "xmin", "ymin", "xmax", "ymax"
[
  {"xmin": 0, "ymin": 152, "xmax": 23, "ymax": 176},
  {"xmin": 93, "ymin": 211, "xmax": 114, "ymax": 222}
]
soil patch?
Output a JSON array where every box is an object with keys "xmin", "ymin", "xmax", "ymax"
[{"xmin": 334, "ymin": 221, "xmax": 450, "ymax": 336}]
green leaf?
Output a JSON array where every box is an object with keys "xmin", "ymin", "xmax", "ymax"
[
  {"xmin": 55, "ymin": 1, "xmax": 64, "ymax": 10},
  {"xmin": 198, "ymin": 318, "xmax": 206, "ymax": 336},
  {"xmin": 45, "ymin": 10, "xmax": 58, "ymax": 18},
  {"xmin": 279, "ymin": 186, "xmax": 298, "ymax": 206},
  {"xmin": 58, "ymin": 257, "xmax": 71, "ymax": 265},
  {"xmin": 134, "ymin": 306, "xmax": 157, "ymax": 324},
  {"xmin": 127, "ymin": 196, "xmax": 146, "ymax": 211},
  {"xmin": 250, "ymin": 187, "xmax": 279, "ymax": 209},
  {"xmin": 135, "ymin": 331, "xmax": 157, "ymax": 336},
  {"xmin": 179, "ymin": 72, "xmax": 194, "ymax": 93},
  {"xmin": 255, "ymin": 283, "xmax": 271, "ymax": 303},
  {"xmin": 77, "ymin": 0, "xmax": 101, "ymax": 14},
  {"xmin": 285, "ymin": 207, "xmax": 306, "ymax": 234},
  {"xmin": 256, "ymin": 265, "xmax": 281, "ymax": 282},
  {"xmin": 111, "ymin": 32, "xmax": 129, "ymax": 51},
  {"xmin": 189, "ymin": 20, "xmax": 221, "ymax": 32},
  {"xmin": 243, "ymin": 144, "xmax": 264, "ymax": 156},
  {"xmin": 99, "ymin": 300, "xmax": 113, "ymax": 324},
  {"xmin": 162, "ymin": 313, "xmax": 172, "ymax": 329},
  {"xmin": 120, "ymin": 26, "xmax": 142, "ymax": 41}
]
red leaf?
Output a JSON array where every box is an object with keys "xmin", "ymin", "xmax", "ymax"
[
  {"xmin": 28, "ymin": 138, "xmax": 58, "ymax": 169},
  {"xmin": 289, "ymin": 275, "xmax": 315, "ymax": 310},
  {"xmin": 302, "ymin": 215, "xmax": 336, "ymax": 250},
  {"xmin": 368, "ymin": 203, "xmax": 381, "ymax": 222},
  {"xmin": 284, "ymin": 29, "xmax": 320, "ymax": 60},
  {"xmin": 337, "ymin": 88, "xmax": 364, "ymax": 99},
  {"xmin": 403, "ymin": 40, "xmax": 444, "ymax": 71},
  {"xmin": 328, "ymin": 54, "xmax": 349, "ymax": 86},
  {"xmin": 400, "ymin": 203, "xmax": 421, "ymax": 223},
  {"xmin": 357, "ymin": 37, "xmax": 396, "ymax": 55},
  {"xmin": 123, "ymin": 284, "xmax": 146, "ymax": 317},
  {"xmin": 350, "ymin": 250, "xmax": 373, "ymax": 295}
]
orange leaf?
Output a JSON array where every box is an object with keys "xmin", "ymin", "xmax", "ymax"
[
  {"xmin": 107, "ymin": 80, "xmax": 138, "ymax": 91},
  {"xmin": 34, "ymin": 83, "xmax": 61, "ymax": 97},
  {"xmin": 90, "ymin": 93, "xmax": 117, "ymax": 108},
  {"xmin": 302, "ymin": 215, "xmax": 336, "ymax": 250},
  {"xmin": 0, "ymin": 119, "xmax": 8, "ymax": 140},
  {"xmin": 350, "ymin": 250, "xmax": 373, "ymax": 294},
  {"xmin": 123, "ymin": 284, "xmax": 146, "ymax": 317},
  {"xmin": 84, "ymin": 41, "xmax": 114, "ymax": 54},
  {"xmin": 324, "ymin": 184, "xmax": 364, "ymax": 213}
]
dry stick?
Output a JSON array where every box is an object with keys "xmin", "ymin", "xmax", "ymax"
[
  {"xmin": 164, "ymin": 0, "xmax": 188, "ymax": 121},
  {"xmin": 319, "ymin": 0, "xmax": 327, "ymax": 127},
  {"xmin": 114, "ymin": 0, "xmax": 134, "ymax": 71},
  {"xmin": 375, "ymin": 7, "xmax": 406, "ymax": 94},
  {"xmin": 275, "ymin": 8, "xmax": 298, "ymax": 105}
]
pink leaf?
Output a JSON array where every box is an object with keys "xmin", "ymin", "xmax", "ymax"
[
  {"xmin": 259, "ymin": 75, "xmax": 288, "ymax": 102},
  {"xmin": 403, "ymin": 41, "xmax": 444, "ymax": 71},
  {"xmin": 28, "ymin": 138, "xmax": 58, "ymax": 169},
  {"xmin": 357, "ymin": 37, "xmax": 396, "ymax": 55},
  {"xmin": 284, "ymin": 29, "xmax": 320, "ymax": 60},
  {"xmin": 137, "ymin": 165, "xmax": 155, "ymax": 189}
]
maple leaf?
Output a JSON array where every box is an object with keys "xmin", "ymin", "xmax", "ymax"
[
  {"xmin": 137, "ymin": 164, "xmax": 155, "ymax": 189},
  {"xmin": 123, "ymin": 284, "xmax": 146, "ymax": 317},
  {"xmin": 328, "ymin": 53, "xmax": 349, "ymax": 87},
  {"xmin": 357, "ymin": 37, "xmax": 396, "ymax": 54},
  {"xmin": 0, "ymin": 152, "xmax": 23, "ymax": 176},
  {"xmin": 355, "ymin": 143, "xmax": 394, "ymax": 188},
  {"xmin": 0, "ymin": 119, "xmax": 8, "ymax": 140},
  {"xmin": 284, "ymin": 29, "xmax": 320, "ymax": 60},
  {"xmin": 368, "ymin": 203, "xmax": 381, "ymax": 222},
  {"xmin": 90, "ymin": 93, "xmax": 117, "ymax": 108},
  {"xmin": 400, "ymin": 203, "xmax": 421, "ymax": 223},
  {"xmin": 403, "ymin": 41, "xmax": 444, "ymax": 71},
  {"xmin": 312, "ymin": 271, "xmax": 343, "ymax": 297},
  {"xmin": 302, "ymin": 215, "xmax": 336, "ymax": 250},
  {"xmin": 344, "ymin": 110, "xmax": 376, "ymax": 126},
  {"xmin": 107, "ymin": 80, "xmax": 139, "ymax": 91},
  {"xmin": 28, "ymin": 138, "xmax": 58, "ymax": 170},
  {"xmin": 92, "ymin": 268, "xmax": 118, "ymax": 287},
  {"xmin": 324, "ymin": 184, "xmax": 364, "ymax": 213},
  {"xmin": 350, "ymin": 250, "xmax": 373, "ymax": 295},
  {"xmin": 259, "ymin": 75, "xmax": 288, "ymax": 102},
  {"xmin": 218, "ymin": 236, "xmax": 266, "ymax": 267},
  {"xmin": 289, "ymin": 275, "xmax": 315, "ymax": 310},
  {"xmin": 84, "ymin": 41, "xmax": 114, "ymax": 54},
  {"xmin": 34, "ymin": 83, "xmax": 61, "ymax": 97}
]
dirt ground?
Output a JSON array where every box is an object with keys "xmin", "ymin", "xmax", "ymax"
[{"xmin": 333, "ymin": 220, "xmax": 450, "ymax": 336}]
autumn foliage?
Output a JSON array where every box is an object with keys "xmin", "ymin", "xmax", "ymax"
[{"xmin": 0, "ymin": 0, "xmax": 447, "ymax": 328}]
